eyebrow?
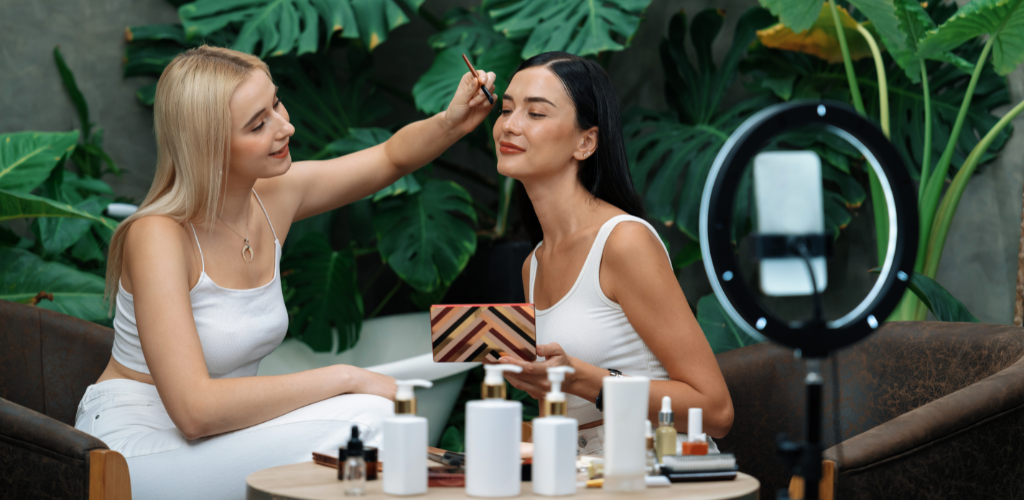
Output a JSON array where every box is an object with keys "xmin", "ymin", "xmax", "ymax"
[
  {"xmin": 502, "ymin": 94, "xmax": 557, "ymax": 107},
  {"xmin": 242, "ymin": 86, "xmax": 280, "ymax": 129}
]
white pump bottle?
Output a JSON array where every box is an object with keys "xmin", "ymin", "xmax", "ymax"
[
  {"xmin": 532, "ymin": 366, "xmax": 578, "ymax": 496},
  {"xmin": 466, "ymin": 364, "xmax": 523, "ymax": 498},
  {"xmin": 383, "ymin": 379, "xmax": 433, "ymax": 496}
]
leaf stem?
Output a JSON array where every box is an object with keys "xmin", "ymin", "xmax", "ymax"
[
  {"xmin": 856, "ymin": 24, "xmax": 888, "ymax": 136},
  {"xmin": 915, "ymin": 35, "xmax": 994, "ymax": 273},
  {"xmin": 922, "ymin": 97, "xmax": 1024, "ymax": 280},
  {"xmin": 368, "ymin": 280, "xmax": 402, "ymax": 319},
  {"xmin": 492, "ymin": 176, "xmax": 515, "ymax": 238},
  {"xmin": 829, "ymin": 1, "xmax": 865, "ymax": 114},
  {"xmin": 918, "ymin": 58, "xmax": 932, "ymax": 202}
]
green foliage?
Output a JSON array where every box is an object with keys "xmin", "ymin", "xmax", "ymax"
[
  {"xmin": 917, "ymin": 0, "xmax": 1024, "ymax": 76},
  {"xmin": 373, "ymin": 180, "xmax": 478, "ymax": 293},
  {"xmin": 282, "ymin": 232, "xmax": 363, "ymax": 353},
  {"xmin": 0, "ymin": 247, "xmax": 108, "ymax": 321},
  {"xmin": 484, "ymin": 0, "xmax": 652, "ymax": 59},
  {"xmin": 906, "ymin": 272, "xmax": 978, "ymax": 322},
  {"xmin": 412, "ymin": 41, "xmax": 521, "ymax": 115},
  {"xmin": 0, "ymin": 131, "xmax": 79, "ymax": 193},
  {"xmin": 696, "ymin": 294, "xmax": 762, "ymax": 354},
  {"xmin": 758, "ymin": 0, "xmax": 904, "ymax": 55},
  {"xmin": 624, "ymin": 8, "xmax": 777, "ymax": 240},
  {"xmin": 271, "ymin": 52, "xmax": 392, "ymax": 161},
  {"xmin": 178, "ymin": 0, "xmax": 426, "ymax": 57}
]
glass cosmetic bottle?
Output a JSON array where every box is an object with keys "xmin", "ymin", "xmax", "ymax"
[{"xmin": 343, "ymin": 425, "xmax": 367, "ymax": 496}]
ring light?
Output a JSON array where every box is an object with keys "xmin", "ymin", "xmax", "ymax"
[{"xmin": 698, "ymin": 100, "xmax": 919, "ymax": 357}]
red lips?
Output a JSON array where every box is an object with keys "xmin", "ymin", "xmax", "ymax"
[
  {"xmin": 269, "ymin": 142, "xmax": 289, "ymax": 159},
  {"xmin": 499, "ymin": 140, "xmax": 525, "ymax": 154}
]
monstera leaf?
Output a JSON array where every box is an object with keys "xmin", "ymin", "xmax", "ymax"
[
  {"xmin": 0, "ymin": 247, "xmax": 108, "ymax": 321},
  {"xmin": 484, "ymin": 0, "xmax": 652, "ymax": 59},
  {"xmin": 624, "ymin": 8, "xmax": 777, "ymax": 240},
  {"xmin": 917, "ymin": 0, "xmax": 1024, "ymax": 76},
  {"xmin": 282, "ymin": 232, "xmax": 362, "ymax": 352},
  {"xmin": 696, "ymin": 294, "xmax": 762, "ymax": 354},
  {"xmin": 428, "ymin": 6, "xmax": 508, "ymax": 56},
  {"xmin": 271, "ymin": 52, "xmax": 391, "ymax": 161},
  {"xmin": 372, "ymin": 180, "xmax": 477, "ymax": 293},
  {"xmin": 412, "ymin": 41, "xmax": 521, "ymax": 115},
  {"xmin": 178, "ymin": 0, "xmax": 425, "ymax": 57},
  {"xmin": 122, "ymin": 24, "xmax": 234, "ymax": 106}
]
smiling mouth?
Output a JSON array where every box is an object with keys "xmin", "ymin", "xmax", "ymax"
[
  {"xmin": 269, "ymin": 142, "xmax": 289, "ymax": 157},
  {"xmin": 499, "ymin": 141, "xmax": 525, "ymax": 154}
]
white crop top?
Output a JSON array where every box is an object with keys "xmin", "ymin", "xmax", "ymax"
[
  {"xmin": 111, "ymin": 189, "xmax": 289, "ymax": 379},
  {"xmin": 529, "ymin": 215, "xmax": 672, "ymax": 425}
]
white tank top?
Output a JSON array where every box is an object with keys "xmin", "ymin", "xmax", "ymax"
[
  {"xmin": 529, "ymin": 215, "xmax": 672, "ymax": 425},
  {"xmin": 111, "ymin": 189, "xmax": 289, "ymax": 379}
]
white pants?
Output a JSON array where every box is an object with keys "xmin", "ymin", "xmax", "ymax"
[{"xmin": 74, "ymin": 379, "xmax": 392, "ymax": 500}]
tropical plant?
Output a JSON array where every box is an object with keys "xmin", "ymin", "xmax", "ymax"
[
  {"xmin": 0, "ymin": 48, "xmax": 124, "ymax": 324},
  {"xmin": 120, "ymin": 0, "xmax": 658, "ymax": 355},
  {"xmin": 756, "ymin": 0, "xmax": 1024, "ymax": 321}
]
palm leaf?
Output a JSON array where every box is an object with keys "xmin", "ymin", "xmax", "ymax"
[
  {"xmin": 0, "ymin": 247, "xmax": 108, "ymax": 322},
  {"xmin": 0, "ymin": 131, "xmax": 79, "ymax": 193}
]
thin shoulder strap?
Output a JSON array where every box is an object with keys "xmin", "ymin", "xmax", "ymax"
[
  {"xmin": 591, "ymin": 215, "xmax": 671, "ymax": 267},
  {"xmin": 251, "ymin": 189, "xmax": 279, "ymax": 242},
  {"xmin": 188, "ymin": 223, "xmax": 205, "ymax": 274},
  {"xmin": 528, "ymin": 241, "xmax": 543, "ymax": 303}
]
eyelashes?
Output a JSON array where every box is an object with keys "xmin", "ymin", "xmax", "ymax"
[{"xmin": 252, "ymin": 98, "xmax": 282, "ymax": 132}]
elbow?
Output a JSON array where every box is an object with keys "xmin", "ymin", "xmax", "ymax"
[
  {"xmin": 170, "ymin": 399, "xmax": 210, "ymax": 440},
  {"xmin": 707, "ymin": 395, "xmax": 734, "ymax": 439}
]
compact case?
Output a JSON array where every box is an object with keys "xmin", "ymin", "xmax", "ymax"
[{"xmin": 430, "ymin": 304, "xmax": 537, "ymax": 362}]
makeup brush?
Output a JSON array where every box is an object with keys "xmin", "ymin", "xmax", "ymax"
[{"xmin": 461, "ymin": 54, "xmax": 494, "ymax": 105}]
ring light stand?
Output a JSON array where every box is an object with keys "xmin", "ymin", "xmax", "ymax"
[{"xmin": 698, "ymin": 101, "xmax": 919, "ymax": 499}]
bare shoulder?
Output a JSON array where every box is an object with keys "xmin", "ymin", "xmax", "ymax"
[
  {"xmin": 604, "ymin": 220, "xmax": 667, "ymax": 269},
  {"xmin": 123, "ymin": 216, "xmax": 194, "ymax": 289}
]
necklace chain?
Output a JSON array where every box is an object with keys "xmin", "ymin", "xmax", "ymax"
[{"xmin": 217, "ymin": 205, "xmax": 253, "ymax": 262}]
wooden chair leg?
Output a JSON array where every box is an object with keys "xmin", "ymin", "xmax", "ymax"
[
  {"xmin": 788, "ymin": 460, "xmax": 836, "ymax": 500},
  {"xmin": 89, "ymin": 449, "xmax": 131, "ymax": 500}
]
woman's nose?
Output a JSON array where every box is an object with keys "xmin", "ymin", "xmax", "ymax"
[{"xmin": 501, "ymin": 112, "xmax": 521, "ymax": 135}]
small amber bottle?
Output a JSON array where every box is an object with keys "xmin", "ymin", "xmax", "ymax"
[{"xmin": 682, "ymin": 408, "xmax": 708, "ymax": 455}]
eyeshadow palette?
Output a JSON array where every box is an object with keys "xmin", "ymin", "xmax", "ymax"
[{"xmin": 430, "ymin": 304, "xmax": 537, "ymax": 363}]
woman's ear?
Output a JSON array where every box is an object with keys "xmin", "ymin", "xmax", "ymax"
[{"xmin": 573, "ymin": 127, "xmax": 599, "ymax": 161}]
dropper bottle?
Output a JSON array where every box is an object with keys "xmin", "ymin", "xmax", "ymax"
[
  {"xmin": 383, "ymin": 379, "xmax": 433, "ymax": 496},
  {"xmin": 465, "ymin": 364, "xmax": 523, "ymax": 498},
  {"xmin": 655, "ymin": 396, "xmax": 678, "ymax": 461},
  {"xmin": 532, "ymin": 366, "xmax": 578, "ymax": 496},
  {"xmin": 343, "ymin": 425, "xmax": 367, "ymax": 496}
]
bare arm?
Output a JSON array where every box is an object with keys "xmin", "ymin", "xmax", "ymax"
[
  {"xmin": 269, "ymin": 70, "xmax": 496, "ymax": 223},
  {"xmin": 503, "ymin": 223, "xmax": 733, "ymax": 438},
  {"xmin": 598, "ymin": 223, "xmax": 733, "ymax": 437},
  {"xmin": 126, "ymin": 217, "xmax": 394, "ymax": 440}
]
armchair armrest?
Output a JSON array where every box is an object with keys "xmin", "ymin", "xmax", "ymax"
[
  {"xmin": 824, "ymin": 358, "xmax": 1024, "ymax": 498},
  {"xmin": 0, "ymin": 396, "xmax": 124, "ymax": 499}
]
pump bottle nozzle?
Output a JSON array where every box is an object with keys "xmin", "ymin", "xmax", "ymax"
[
  {"xmin": 394, "ymin": 379, "xmax": 433, "ymax": 415},
  {"xmin": 481, "ymin": 364, "xmax": 523, "ymax": 399},
  {"xmin": 543, "ymin": 366, "xmax": 575, "ymax": 416}
]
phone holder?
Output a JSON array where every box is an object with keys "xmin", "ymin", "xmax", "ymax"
[{"xmin": 698, "ymin": 100, "xmax": 919, "ymax": 499}]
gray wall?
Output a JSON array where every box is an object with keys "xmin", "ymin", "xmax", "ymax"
[{"xmin": 2, "ymin": 0, "xmax": 1022, "ymax": 324}]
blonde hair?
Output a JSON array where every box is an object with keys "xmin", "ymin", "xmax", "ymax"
[{"xmin": 105, "ymin": 46, "xmax": 270, "ymax": 309}]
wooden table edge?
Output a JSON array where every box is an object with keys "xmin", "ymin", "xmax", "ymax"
[{"xmin": 246, "ymin": 462, "xmax": 759, "ymax": 500}]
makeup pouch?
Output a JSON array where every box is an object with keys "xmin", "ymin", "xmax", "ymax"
[{"xmin": 430, "ymin": 304, "xmax": 537, "ymax": 362}]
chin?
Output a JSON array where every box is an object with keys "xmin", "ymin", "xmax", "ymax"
[{"xmin": 496, "ymin": 157, "xmax": 526, "ymax": 180}]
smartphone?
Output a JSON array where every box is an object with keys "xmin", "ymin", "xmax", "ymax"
[
  {"xmin": 753, "ymin": 151, "xmax": 828, "ymax": 297},
  {"xmin": 430, "ymin": 304, "xmax": 537, "ymax": 362}
]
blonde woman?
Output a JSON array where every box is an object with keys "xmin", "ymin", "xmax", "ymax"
[{"xmin": 73, "ymin": 46, "xmax": 496, "ymax": 499}]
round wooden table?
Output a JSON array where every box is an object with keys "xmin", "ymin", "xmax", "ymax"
[{"xmin": 247, "ymin": 462, "xmax": 760, "ymax": 500}]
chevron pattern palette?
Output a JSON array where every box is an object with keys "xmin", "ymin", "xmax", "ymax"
[{"xmin": 430, "ymin": 304, "xmax": 537, "ymax": 363}]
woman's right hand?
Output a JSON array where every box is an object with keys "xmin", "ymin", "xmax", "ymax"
[{"xmin": 344, "ymin": 366, "xmax": 397, "ymax": 400}]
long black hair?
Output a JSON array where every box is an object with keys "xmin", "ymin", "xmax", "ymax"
[{"xmin": 511, "ymin": 52, "xmax": 646, "ymax": 245}]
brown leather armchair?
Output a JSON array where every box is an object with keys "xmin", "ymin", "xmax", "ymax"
[
  {"xmin": 715, "ymin": 321, "xmax": 1024, "ymax": 499},
  {"xmin": 0, "ymin": 300, "xmax": 130, "ymax": 499}
]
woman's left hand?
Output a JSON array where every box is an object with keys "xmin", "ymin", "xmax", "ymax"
[
  {"xmin": 444, "ymin": 70, "xmax": 497, "ymax": 136},
  {"xmin": 498, "ymin": 343, "xmax": 577, "ymax": 400}
]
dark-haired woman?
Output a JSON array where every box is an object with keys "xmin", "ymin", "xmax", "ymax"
[{"xmin": 493, "ymin": 52, "xmax": 733, "ymax": 455}]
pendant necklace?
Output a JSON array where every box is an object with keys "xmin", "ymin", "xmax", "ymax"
[{"xmin": 218, "ymin": 208, "xmax": 253, "ymax": 262}]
